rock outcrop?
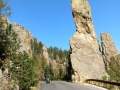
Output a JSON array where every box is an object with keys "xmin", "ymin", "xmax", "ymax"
[
  {"xmin": 42, "ymin": 45, "xmax": 50, "ymax": 64},
  {"xmin": 11, "ymin": 23, "xmax": 33, "ymax": 56},
  {"xmin": 101, "ymin": 33, "xmax": 118, "ymax": 68},
  {"xmin": 70, "ymin": 0, "xmax": 107, "ymax": 83}
]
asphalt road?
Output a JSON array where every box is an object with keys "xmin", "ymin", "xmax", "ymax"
[{"xmin": 40, "ymin": 81, "xmax": 107, "ymax": 90}]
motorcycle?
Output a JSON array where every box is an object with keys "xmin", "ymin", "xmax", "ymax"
[{"xmin": 45, "ymin": 78, "xmax": 50, "ymax": 83}]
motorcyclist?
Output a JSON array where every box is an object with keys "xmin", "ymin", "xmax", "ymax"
[
  {"xmin": 46, "ymin": 77, "xmax": 50, "ymax": 83},
  {"xmin": 44, "ymin": 73, "xmax": 50, "ymax": 83}
]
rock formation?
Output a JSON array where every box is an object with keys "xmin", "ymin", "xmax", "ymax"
[
  {"xmin": 42, "ymin": 45, "xmax": 50, "ymax": 64},
  {"xmin": 11, "ymin": 23, "xmax": 33, "ymax": 57},
  {"xmin": 101, "ymin": 33, "xmax": 118, "ymax": 68},
  {"xmin": 70, "ymin": 0, "xmax": 107, "ymax": 83}
]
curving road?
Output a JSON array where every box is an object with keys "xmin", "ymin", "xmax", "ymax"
[{"xmin": 40, "ymin": 81, "xmax": 107, "ymax": 90}]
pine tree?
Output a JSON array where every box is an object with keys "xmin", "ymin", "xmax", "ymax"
[
  {"xmin": 0, "ymin": 24, "xmax": 20, "ymax": 69},
  {"xmin": 108, "ymin": 55, "xmax": 120, "ymax": 82},
  {"xmin": 11, "ymin": 51, "xmax": 37, "ymax": 90},
  {"xmin": 58, "ymin": 48, "xmax": 62, "ymax": 60}
]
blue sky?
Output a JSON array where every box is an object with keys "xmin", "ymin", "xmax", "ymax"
[{"xmin": 8, "ymin": 0, "xmax": 120, "ymax": 52}]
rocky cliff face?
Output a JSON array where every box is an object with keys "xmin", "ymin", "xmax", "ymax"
[
  {"xmin": 101, "ymin": 33, "xmax": 118, "ymax": 68},
  {"xmin": 70, "ymin": 0, "xmax": 107, "ymax": 83},
  {"xmin": 11, "ymin": 23, "xmax": 33, "ymax": 56}
]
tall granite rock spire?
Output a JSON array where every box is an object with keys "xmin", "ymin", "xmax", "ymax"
[
  {"xmin": 70, "ymin": 0, "xmax": 107, "ymax": 83},
  {"xmin": 101, "ymin": 32, "xmax": 118, "ymax": 69}
]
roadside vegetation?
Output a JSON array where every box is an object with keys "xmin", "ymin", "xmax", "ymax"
[
  {"xmin": 102, "ymin": 54, "xmax": 120, "ymax": 82},
  {"xmin": 108, "ymin": 55, "xmax": 120, "ymax": 82}
]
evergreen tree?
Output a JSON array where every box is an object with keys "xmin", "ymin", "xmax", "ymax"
[
  {"xmin": 47, "ymin": 46, "xmax": 70, "ymax": 79},
  {"xmin": 32, "ymin": 54, "xmax": 42, "ymax": 81},
  {"xmin": 53, "ymin": 47, "xmax": 58, "ymax": 60},
  {"xmin": 108, "ymin": 55, "xmax": 120, "ymax": 82},
  {"xmin": 32, "ymin": 38, "xmax": 43, "ymax": 55},
  {"xmin": 40, "ymin": 55, "xmax": 47, "ymax": 71},
  {"xmin": 48, "ymin": 46, "xmax": 53, "ymax": 59},
  {"xmin": 0, "ymin": 24, "xmax": 20, "ymax": 69},
  {"xmin": 30, "ymin": 38, "xmax": 45, "ymax": 80},
  {"xmin": 40, "ymin": 55, "xmax": 53, "ymax": 79},
  {"xmin": 11, "ymin": 51, "xmax": 37, "ymax": 90},
  {"xmin": 65, "ymin": 50, "xmax": 72, "ymax": 80},
  {"xmin": 58, "ymin": 48, "xmax": 62, "ymax": 60}
]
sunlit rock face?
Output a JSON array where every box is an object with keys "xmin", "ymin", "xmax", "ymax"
[
  {"xmin": 70, "ymin": 0, "xmax": 107, "ymax": 83},
  {"xmin": 42, "ymin": 45, "xmax": 50, "ymax": 64},
  {"xmin": 101, "ymin": 32, "xmax": 118, "ymax": 68},
  {"xmin": 11, "ymin": 23, "xmax": 33, "ymax": 56}
]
